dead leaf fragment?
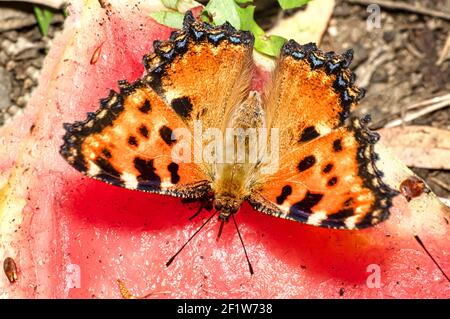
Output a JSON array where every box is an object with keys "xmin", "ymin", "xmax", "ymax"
[
  {"xmin": 268, "ymin": 0, "xmax": 335, "ymax": 46},
  {"xmin": 378, "ymin": 126, "xmax": 450, "ymax": 170}
]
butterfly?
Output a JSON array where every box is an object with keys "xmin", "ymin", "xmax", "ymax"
[{"xmin": 60, "ymin": 12, "xmax": 397, "ymax": 250}]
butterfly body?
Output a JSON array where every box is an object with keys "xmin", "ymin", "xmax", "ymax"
[
  {"xmin": 60, "ymin": 12, "xmax": 398, "ymax": 231},
  {"xmin": 212, "ymin": 89, "xmax": 276, "ymax": 221}
]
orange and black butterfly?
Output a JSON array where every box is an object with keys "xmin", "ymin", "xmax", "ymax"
[{"xmin": 60, "ymin": 12, "xmax": 398, "ymax": 260}]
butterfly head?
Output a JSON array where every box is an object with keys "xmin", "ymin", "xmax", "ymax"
[{"xmin": 214, "ymin": 196, "xmax": 241, "ymax": 222}]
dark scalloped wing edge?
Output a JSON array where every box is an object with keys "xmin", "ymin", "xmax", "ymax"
[
  {"xmin": 247, "ymin": 116, "xmax": 399, "ymax": 230},
  {"xmin": 60, "ymin": 11, "xmax": 252, "ymax": 197},
  {"xmin": 349, "ymin": 115, "xmax": 399, "ymax": 229},
  {"xmin": 281, "ymin": 40, "xmax": 365, "ymax": 124},
  {"xmin": 60, "ymin": 79, "xmax": 145, "ymax": 173},
  {"xmin": 142, "ymin": 11, "xmax": 254, "ymax": 94},
  {"xmin": 60, "ymin": 78, "xmax": 211, "ymax": 198}
]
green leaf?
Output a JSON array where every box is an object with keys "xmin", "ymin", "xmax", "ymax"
[
  {"xmin": 254, "ymin": 34, "xmax": 287, "ymax": 57},
  {"xmin": 161, "ymin": 0, "xmax": 179, "ymax": 10},
  {"xmin": 235, "ymin": 4, "xmax": 285, "ymax": 57},
  {"xmin": 33, "ymin": 6, "xmax": 55, "ymax": 37},
  {"xmin": 200, "ymin": 10, "xmax": 212, "ymax": 23},
  {"xmin": 149, "ymin": 10, "xmax": 185, "ymax": 29},
  {"xmin": 204, "ymin": 0, "xmax": 240, "ymax": 29},
  {"xmin": 277, "ymin": 0, "xmax": 310, "ymax": 10},
  {"xmin": 236, "ymin": 5, "xmax": 263, "ymax": 35}
]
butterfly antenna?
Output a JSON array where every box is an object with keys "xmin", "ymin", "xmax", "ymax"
[
  {"xmin": 232, "ymin": 215, "xmax": 254, "ymax": 275},
  {"xmin": 166, "ymin": 210, "xmax": 218, "ymax": 267},
  {"xmin": 216, "ymin": 219, "xmax": 225, "ymax": 241},
  {"xmin": 414, "ymin": 235, "xmax": 449, "ymax": 282}
]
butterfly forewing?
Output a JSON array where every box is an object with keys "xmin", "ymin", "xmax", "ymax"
[{"xmin": 264, "ymin": 41, "xmax": 365, "ymax": 153}]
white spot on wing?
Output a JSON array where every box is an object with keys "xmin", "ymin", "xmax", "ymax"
[
  {"xmin": 113, "ymin": 126, "xmax": 124, "ymax": 135},
  {"xmin": 97, "ymin": 109, "xmax": 107, "ymax": 118},
  {"xmin": 122, "ymin": 172, "xmax": 138, "ymax": 189},
  {"xmin": 307, "ymin": 211, "xmax": 327, "ymax": 226},
  {"xmin": 87, "ymin": 162, "xmax": 101, "ymax": 176},
  {"xmin": 161, "ymin": 179, "xmax": 173, "ymax": 190},
  {"xmin": 165, "ymin": 90, "xmax": 180, "ymax": 104},
  {"xmin": 344, "ymin": 215, "xmax": 359, "ymax": 229}
]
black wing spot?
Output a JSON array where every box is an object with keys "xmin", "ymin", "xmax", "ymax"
[
  {"xmin": 327, "ymin": 176, "xmax": 338, "ymax": 187},
  {"xmin": 133, "ymin": 157, "xmax": 161, "ymax": 186},
  {"xmin": 171, "ymin": 96, "xmax": 193, "ymax": 119},
  {"xmin": 333, "ymin": 139, "xmax": 343, "ymax": 152},
  {"xmin": 102, "ymin": 148, "xmax": 112, "ymax": 159},
  {"xmin": 128, "ymin": 135, "xmax": 138, "ymax": 147},
  {"xmin": 138, "ymin": 100, "xmax": 151, "ymax": 114},
  {"xmin": 168, "ymin": 162, "xmax": 180, "ymax": 184},
  {"xmin": 93, "ymin": 157, "xmax": 124, "ymax": 186},
  {"xmin": 276, "ymin": 185, "xmax": 293, "ymax": 205},
  {"xmin": 139, "ymin": 125, "xmax": 149, "ymax": 138},
  {"xmin": 289, "ymin": 191, "xmax": 324, "ymax": 221},
  {"xmin": 344, "ymin": 198, "xmax": 354, "ymax": 207},
  {"xmin": 323, "ymin": 163, "xmax": 333, "ymax": 173},
  {"xmin": 329, "ymin": 208, "xmax": 354, "ymax": 220},
  {"xmin": 299, "ymin": 126, "xmax": 320, "ymax": 142},
  {"xmin": 94, "ymin": 157, "xmax": 120, "ymax": 177},
  {"xmin": 298, "ymin": 155, "xmax": 316, "ymax": 172},
  {"xmin": 159, "ymin": 125, "xmax": 175, "ymax": 146}
]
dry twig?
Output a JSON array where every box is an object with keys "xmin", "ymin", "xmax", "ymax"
[
  {"xmin": 356, "ymin": 48, "xmax": 394, "ymax": 87},
  {"xmin": 437, "ymin": 33, "xmax": 450, "ymax": 66},
  {"xmin": 429, "ymin": 177, "xmax": 450, "ymax": 193},
  {"xmin": 379, "ymin": 94, "xmax": 450, "ymax": 128},
  {"xmin": 9, "ymin": 0, "xmax": 66, "ymax": 9},
  {"xmin": 346, "ymin": 0, "xmax": 450, "ymax": 21},
  {"xmin": 384, "ymin": 99, "xmax": 450, "ymax": 128}
]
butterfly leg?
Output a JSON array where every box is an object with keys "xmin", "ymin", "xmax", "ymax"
[{"xmin": 181, "ymin": 194, "xmax": 214, "ymax": 221}]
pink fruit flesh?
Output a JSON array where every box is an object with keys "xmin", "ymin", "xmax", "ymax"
[{"xmin": 0, "ymin": 1, "xmax": 449, "ymax": 298}]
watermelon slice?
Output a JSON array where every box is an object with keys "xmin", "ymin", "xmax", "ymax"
[{"xmin": 0, "ymin": 0, "xmax": 449, "ymax": 298}]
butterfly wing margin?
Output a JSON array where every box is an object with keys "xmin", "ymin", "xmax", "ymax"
[
  {"xmin": 60, "ymin": 82, "xmax": 211, "ymax": 198},
  {"xmin": 60, "ymin": 12, "xmax": 257, "ymax": 198},
  {"xmin": 248, "ymin": 118, "xmax": 398, "ymax": 229},
  {"xmin": 143, "ymin": 12, "xmax": 255, "ymax": 133},
  {"xmin": 264, "ymin": 41, "xmax": 365, "ymax": 153}
]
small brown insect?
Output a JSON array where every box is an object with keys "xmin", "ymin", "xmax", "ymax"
[
  {"xmin": 90, "ymin": 43, "xmax": 104, "ymax": 65},
  {"xmin": 399, "ymin": 176, "xmax": 426, "ymax": 201},
  {"xmin": 3, "ymin": 257, "xmax": 18, "ymax": 283}
]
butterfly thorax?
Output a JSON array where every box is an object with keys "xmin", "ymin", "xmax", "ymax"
[{"xmin": 212, "ymin": 163, "xmax": 248, "ymax": 221}]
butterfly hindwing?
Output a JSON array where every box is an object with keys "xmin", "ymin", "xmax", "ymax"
[
  {"xmin": 247, "ymin": 39, "xmax": 397, "ymax": 229},
  {"xmin": 60, "ymin": 82, "xmax": 210, "ymax": 198},
  {"xmin": 249, "ymin": 118, "xmax": 397, "ymax": 229}
]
